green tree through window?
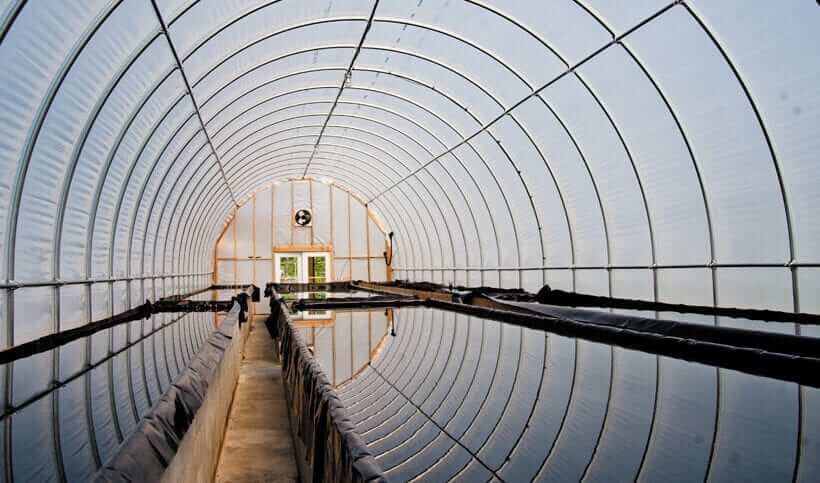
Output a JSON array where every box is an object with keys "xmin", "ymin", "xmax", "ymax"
[
  {"xmin": 280, "ymin": 256, "xmax": 298, "ymax": 282},
  {"xmin": 308, "ymin": 256, "xmax": 326, "ymax": 283}
]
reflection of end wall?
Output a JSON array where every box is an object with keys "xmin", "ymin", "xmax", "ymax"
[
  {"xmin": 213, "ymin": 179, "xmax": 391, "ymax": 312},
  {"xmin": 296, "ymin": 308, "xmax": 390, "ymax": 387}
]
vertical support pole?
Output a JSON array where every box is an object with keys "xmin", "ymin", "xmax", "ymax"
[
  {"xmin": 331, "ymin": 324, "xmax": 336, "ymax": 386},
  {"xmin": 330, "ymin": 185, "xmax": 335, "ymax": 281},
  {"xmin": 52, "ymin": 283, "xmax": 66, "ymax": 482},
  {"xmin": 84, "ymin": 282, "xmax": 101, "ymax": 468},
  {"xmin": 366, "ymin": 210, "xmax": 372, "ymax": 282},
  {"xmin": 106, "ymin": 282, "xmax": 123, "ymax": 444},
  {"xmin": 309, "ymin": 180, "xmax": 315, "ymax": 245},
  {"xmin": 252, "ymin": 193, "xmax": 257, "ymax": 288},
  {"xmin": 211, "ymin": 238, "xmax": 217, "ymax": 286},
  {"xmin": 276, "ymin": 183, "xmax": 278, "ymax": 286},
  {"xmin": 368, "ymin": 310, "xmax": 372, "ymax": 364},
  {"xmin": 289, "ymin": 182, "xmax": 294, "ymax": 246},
  {"xmin": 232, "ymin": 207, "xmax": 237, "ymax": 284},
  {"xmin": 349, "ymin": 314, "xmax": 354, "ymax": 383},
  {"xmin": 385, "ymin": 239, "xmax": 393, "ymax": 282},
  {"xmin": 4, "ymin": 288, "xmax": 13, "ymax": 483}
]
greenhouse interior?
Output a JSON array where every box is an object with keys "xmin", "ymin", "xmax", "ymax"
[{"xmin": 0, "ymin": 0, "xmax": 818, "ymax": 482}]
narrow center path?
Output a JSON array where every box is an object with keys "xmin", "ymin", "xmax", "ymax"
[{"xmin": 215, "ymin": 315, "xmax": 299, "ymax": 482}]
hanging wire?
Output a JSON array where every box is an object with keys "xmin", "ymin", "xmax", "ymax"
[
  {"xmin": 302, "ymin": 0, "xmax": 381, "ymax": 178},
  {"xmin": 148, "ymin": 0, "xmax": 239, "ymax": 206}
]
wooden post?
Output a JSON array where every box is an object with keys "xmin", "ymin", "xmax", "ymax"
[
  {"xmin": 330, "ymin": 184, "xmax": 335, "ymax": 281},
  {"xmin": 309, "ymin": 179, "xmax": 315, "ymax": 244},
  {"xmin": 252, "ymin": 192, "xmax": 256, "ymax": 287},
  {"xmin": 289, "ymin": 182, "xmax": 294, "ymax": 246},
  {"xmin": 365, "ymin": 209, "xmax": 372, "ymax": 282},
  {"xmin": 276, "ymin": 184, "xmax": 278, "ymax": 284},
  {"xmin": 232, "ymin": 207, "xmax": 237, "ymax": 284},
  {"xmin": 385, "ymin": 238, "xmax": 393, "ymax": 281},
  {"xmin": 347, "ymin": 191, "xmax": 352, "ymax": 281}
]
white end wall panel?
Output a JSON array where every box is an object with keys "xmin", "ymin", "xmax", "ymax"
[{"xmin": 216, "ymin": 181, "xmax": 388, "ymax": 284}]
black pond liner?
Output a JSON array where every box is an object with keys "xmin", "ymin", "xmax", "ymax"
[
  {"xmin": 275, "ymin": 286, "xmax": 820, "ymax": 481},
  {"xmin": 92, "ymin": 301, "xmax": 243, "ymax": 482},
  {"xmin": 268, "ymin": 295, "xmax": 387, "ymax": 483}
]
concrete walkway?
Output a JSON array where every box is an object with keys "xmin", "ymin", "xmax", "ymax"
[{"xmin": 215, "ymin": 316, "xmax": 299, "ymax": 483}]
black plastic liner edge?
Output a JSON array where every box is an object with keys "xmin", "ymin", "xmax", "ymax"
[
  {"xmin": 292, "ymin": 296, "xmax": 422, "ymax": 312},
  {"xmin": 270, "ymin": 296, "xmax": 387, "ymax": 483},
  {"xmin": 535, "ymin": 286, "xmax": 820, "ymax": 325},
  {"xmin": 499, "ymin": 300, "xmax": 820, "ymax": 359},
  {"xmin": 0, "ymin": 286, "xmax": 256, "ymax": 365},
  {"xmin": 426, "ymin": 299, "xmax": 820, "ymax": 389},
  {"xmin": 266, "ymin": 281, "xmax": 354, "ymax": 297},
  {"xmin": 92, "ymin": 303, "xmax": 242, "ymax": 482},
  {"xmin": 384, "ymin": 279, "xmax": 820, "ymax": 324}
]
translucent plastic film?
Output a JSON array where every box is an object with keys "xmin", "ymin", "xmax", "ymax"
[{"xmin": 0, "ymin": 6, "xmax": 819, "ymax": 476}]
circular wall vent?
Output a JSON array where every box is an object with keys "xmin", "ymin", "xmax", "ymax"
[{"xmin": 294, "ymin": 208, "xmax": 312, "ymax": 227}]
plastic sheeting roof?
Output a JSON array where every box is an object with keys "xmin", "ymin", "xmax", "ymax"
[{"xmin": 1, "ymin": 0, "xmax": 820, "ymax": 318}]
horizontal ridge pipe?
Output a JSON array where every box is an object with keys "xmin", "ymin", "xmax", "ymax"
[{"xmin": 0, "ymin": 271, "xmax": 214, "ymax": 290}]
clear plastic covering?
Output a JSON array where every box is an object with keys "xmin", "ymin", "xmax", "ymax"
[{"xmin": 0, "ymin": 0, "xmax": 818, "ymax": 477}]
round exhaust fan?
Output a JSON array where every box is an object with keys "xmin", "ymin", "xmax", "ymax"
[{"xmin": 294, "ymin": 208, "xmax": 312, "ymax": 227}]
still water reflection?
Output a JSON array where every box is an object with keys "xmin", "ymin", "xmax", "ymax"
[
  {"xmin": 291, "ymin": 305, "xmax": 390, "ymax": 387},
  {"xmin": 0, "ymin": 311, "xmax": 215, "ymax": 481},
  {"xmin": 335, "ymin": 306, "xmax": 819, "ymax": 483}
]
